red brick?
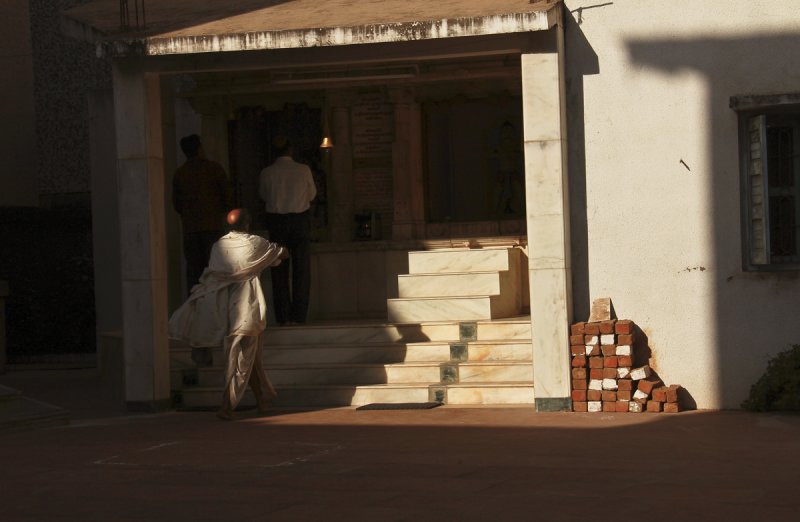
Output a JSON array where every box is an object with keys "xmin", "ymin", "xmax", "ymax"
[
  {"xmin": 637, "ymin": 378, "xmax": 663, "ymax": 395},
  {"xmin": 603, "ymin": 356, "xmax": 619, "ymax": 368},
  {"xmin": 572, "ymin": 378, "xmax": 588, "ymax": 390},
  {"xmin": 585, "ymin": 345, "xmax": 601, "ymax": 357},
  {"xmin": 652, "ymin": 387, "xmax": 668, "ymax": 402},
  {"xmin": 587, "ymin": 390, "xmax": 602, "ymax": 401},
  {"xmin": 602, "ymin": 401, "xmax": 616, "ymax": 412},
  {"xmin": 615, "ymin": 400, "xmax": 630, "ymax": 412},
  {"xmin": 571, "ymin": 322, "xmax": 587, "ymax": 335},
  {"xmin": 571, "ymin": 344, "xmax": 586, "ymax": 356},
  {"xmin": 664, "ymin": 402, "xmax": 682, "ymax": 413},
  {"xmin": 617, "ymin": 333, "xmax": 634, "ymax": 345},
  {"xmin": 602, "ymin": 368, "xmax": 617, "ymax": 379},
  {"xmin": 590, "ymin": 368, "xmax": 605, "ymax": 380},
  {"xmin": 589, "ymin": 357, "xmax": 604, "ymax": 369},
  {"xmin": 615, "ymin": 320, "xmax": 634, "ymax": 334},
  {"xmin": 599, "ymin": 320, "xmax": 617, "ymax": 334},
  {"xmin": 585, "ymin": 323, "xmax": 600, "ymax": 335},
  {"xmin": 617, "ymin": 355, "xmax": 633, "ymax": 367},
  {"xmin": 571, "ymin": 389, "xmax": 588, "ymax": 402},
  {"xmin": 601, "ymin": 391, "xmax": 617, "ymax": 402},
  {"xmin": 569, "ymin": 334, "xmax": 584, "ymax": 345},
  {"xmin": 617, "ymin": 390, "xmax": 632, "ymax": 401},
  {"xmin": 572, "ymin": 355, "xmax": 587, "ymax": 367},
  {"xmin": 572, "ymin": 368, "xmax": 588, "ymax": 380},
  {"xmin": 617, "ymin": 379, "xmax": 634, "ymax": 391},
  {"xmin": 665, "ymin": 385, "xmax": 682, "ymax": 403},
  {"xmin": 646, "ymin": 401, "xmax": 663, "ymax": 413},
  {"xmin": 601, "ymin": 344, "xmax": 617, "ymax": 357},
  {"xmin": 573, "ymin": 401, "xmax": 588, "ymax": 412}
]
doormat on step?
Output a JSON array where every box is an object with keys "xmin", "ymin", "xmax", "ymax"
[{"xmin": 356, "ymin": 402, "xmax": 443, "ymax": 411}]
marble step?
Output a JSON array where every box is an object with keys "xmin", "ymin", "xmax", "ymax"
[
  {"xmin": 175, "ymin": 382, "xmax": 535, "ymax": 408},
  {"xmin": 408, "ymin": 247, "xmax": 521, "ymax": 274},
  {"xmin": 387, "ymin": 295, "xmax": 518, "ymax": 323},
  {"xmin": 171, "ymin": 318, "xmax": 532, "ymax": 349},
  {"xmin": 398, "ymin": 270, "xmax": 517, "ymax": 298},
  {"xmin": 170, "ymin": 340, "xmax": 533, "ymax": 368},
  {"xmin": 261, "ymin": 322, "xmax": 460, "ymax": 345},
  {"xmin": 171, "ymin": 361, "xmax": 533, "ymax": 388}
]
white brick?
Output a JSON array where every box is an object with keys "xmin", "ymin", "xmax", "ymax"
[
  {"xmin": 585, "ymin": 336, "xmax": 599, "ymax": 345},
  {"xmin": 629, "ymin": 401, "xmax": 643, "ymax": 413},
  {"xmin": 633, "ymin": 389, "xmax": 649, "ymax": 401},
  {"xmin": 588, "ymin": 379, "xmax": 603, "ymax": 391},
  {"xmin": 600, "ymin": 334, "xmax": 615, "ymax": 345},
  {"xmin": 602, "ymin": 378, "xmax": 618, "ymax": 390},
  {"xmin": 630, "ymin": 365, "xmax": 652, "ymax": 381},
  {"xmin": 617, "ymin": 367, "xmax": 631, "ymax": 379},
  {"xmin": 616, "ymin": 345, "xmax": 632, "ymax": 356},
  {"xmin": 588, "ymin": 401, "xmax": 602, "ymax": 413}
]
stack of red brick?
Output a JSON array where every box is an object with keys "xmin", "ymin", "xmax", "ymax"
[{"xmin": 570, "ymin": 319, "xmax": 683, "ymax": 413}]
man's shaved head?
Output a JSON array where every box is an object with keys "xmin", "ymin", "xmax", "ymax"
[{"xmin": 226, "ymin": 208, "xmax": 252, "ymax": 232}]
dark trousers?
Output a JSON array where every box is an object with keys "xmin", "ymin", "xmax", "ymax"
[
  {"xmin": 182, "ymin": 230, "xmax": 221, "ymax": 292},
  {"xmin": 266, "ymin": 211, "xmax": 311, "ymax": 324}
]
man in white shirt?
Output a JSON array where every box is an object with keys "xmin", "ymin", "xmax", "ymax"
[{"xmin": 259, "ymin": 137, "xmax": 317, "ymax": 325}]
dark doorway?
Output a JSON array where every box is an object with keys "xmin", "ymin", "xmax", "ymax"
[
  {"xmin": 423, "ymin": 96, "xmax": 525, "ymax": 224},
  {"xmin": 227, "ymin": 104, "xmax": 327, "ymax": 235}
]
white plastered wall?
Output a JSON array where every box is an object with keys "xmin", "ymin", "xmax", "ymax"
[{"xmin": 563, "ymin": 0, "xmax": 800, "ymax": 408}]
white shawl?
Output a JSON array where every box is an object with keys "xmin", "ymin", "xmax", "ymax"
[{"xmin": 168, "ymin": 232, "xmax": 285, "ymax": 347}]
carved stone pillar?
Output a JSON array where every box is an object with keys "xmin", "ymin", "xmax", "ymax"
[
  {"xmin": 327, "ymin": 91, "xmax": 355, "ymax": 243},
  {"xmin": 389, "ymin": 87, "xmax": 425, "ymax": 240}
]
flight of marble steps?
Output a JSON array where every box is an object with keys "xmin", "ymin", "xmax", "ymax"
[
  {"xmin": 170, "ymin": 318, "xmax": 534, "ymax": 408},
  {"xmin": 387, "ymin": 247, "xmax": 525, "ymax": 323},
  {"xmin": 170, "ymin": 247, "xmax": 534, "ymax": 408}
]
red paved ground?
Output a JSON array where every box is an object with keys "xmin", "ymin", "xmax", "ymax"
[{"xmin": 1, "ymin": 369, "xmax": 799, "ymax": 521}]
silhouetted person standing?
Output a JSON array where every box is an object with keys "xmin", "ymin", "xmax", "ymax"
[
  {"xmin": 259, "ymin": 137, "xmax": 317, "ymax": 325},
  {"xmin": 173, "ymin": 134, "xmax": 232, "ymax": 292}
]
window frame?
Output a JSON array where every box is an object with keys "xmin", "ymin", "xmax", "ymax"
[{"xmin": 732, "ymin": 93, "xmax": 800, "ymax": 271}]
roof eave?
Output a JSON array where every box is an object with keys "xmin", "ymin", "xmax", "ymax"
[{"xmin": 93, "ymin": 9, "xmax": 559, "ymax": 58}]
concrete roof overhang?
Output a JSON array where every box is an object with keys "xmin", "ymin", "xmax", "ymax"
[{"xmin": 63, "ymin": 0, "xmax": 562, "ymax": 58}]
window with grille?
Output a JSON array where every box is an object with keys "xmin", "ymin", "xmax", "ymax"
[{"xmin": 732, "ymin": 94, "xmax": 800, "ymax": 270}]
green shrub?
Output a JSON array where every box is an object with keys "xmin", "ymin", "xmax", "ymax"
[{"xmin": 742, "ymin": 345, "xmax": 800, "ymax": 412}]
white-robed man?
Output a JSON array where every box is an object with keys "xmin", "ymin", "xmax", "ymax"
[{"xmin": 169, "ymin": 208, "xmax": 288, "ymax": 420}]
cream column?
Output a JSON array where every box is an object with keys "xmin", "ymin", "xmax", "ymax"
[
  {"xmin": 389, "ymin": 87, "xmax": 425, "ymax": 240},
  {"xmin": 112, "ymin": 63, "xmax": 171, "ymax": 411},
  {"xmin": 522, "ymin": 42, "xmax": 573, "ymax": 411},
  {"xmin": 328, "ymin": 91, "xmax": 355, "ymax": 243}
]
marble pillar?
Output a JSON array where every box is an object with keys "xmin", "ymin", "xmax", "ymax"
[
  {"xmin": 328, "ymin": 92, "xmax": 355, "ymax": 243},
  {"xmin": 112, "ymin": 64, "xmax": 171, "ymax": 411},
  {"xmin": 389, "ymin": 88, "xmax": 425, "ymax": 240},
  {"xmin": 522, "ymin": 47, "xmax": 573, "ymax": 411}
]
